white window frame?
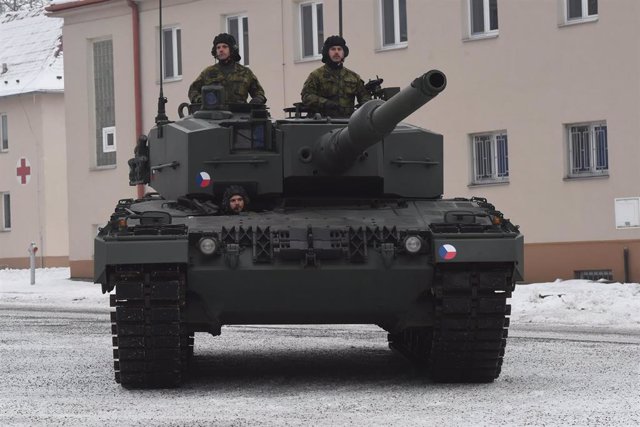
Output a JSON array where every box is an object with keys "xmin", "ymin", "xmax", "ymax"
[
  {"xmin": 161, "ymin": 26, "xmax": 182, "ymax": 81},
  {"xmin": 468, "ymin": 0, "xmax": 498, "ymax": 39},
  {"xmin": 226, "ymin": 14, "xmax": 249, "ymax": 66},
  {"xmin": 379, "ymin": 0, "xmax": 408, "ymax": 48},
  {"xmin": 615, "ymin": 197, "xmax": 640, "ymax": 229},
  {"xmin": 1, "ymin": 192, "xmax": 10, "ymax": 231},
  {"xmin": 0, "ymin": 113, "xmax": 7, "ymax": 152},
  {"xmin": 299, "ymin": 1, "xmax": 323, "ymax": 60},
  {"xmin": 566, "ymin": 121, "xmax": 608, "ymax": 178},
  {"xmin": 470, "ymin": 131, "xmax": 509, "ymax": 184},
  {"xmin": 102, "ymin": 126, "xmax": 116, "ymax": 153},
  {"xmin": 565, "ymin": 0, "xmax": 598, "ymax": 24}
]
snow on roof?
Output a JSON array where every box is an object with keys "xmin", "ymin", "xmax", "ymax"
[{"xmin": 0, "ymin": 8, "xmax": 63, "ymax": 98}]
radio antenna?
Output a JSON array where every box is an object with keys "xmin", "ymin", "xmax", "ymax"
[
  {"xmin": 155, "ymin": 0, "xmax": 169, "ymax": 131},
  {"xmin": 338, "ymin": 0, "xmax": 343, "ymax": 36}
]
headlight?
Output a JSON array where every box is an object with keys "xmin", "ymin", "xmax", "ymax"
[
  {"xmin": 404, "ymin": 236, "xmax": 423, "ymax": 254},
  {"xmin": 198, "ymin": 237, "xmax": 218, "ymax": 255}
]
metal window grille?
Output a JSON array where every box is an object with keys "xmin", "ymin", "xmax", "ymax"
[
  {"xmin": 382, "ymin": 0, "xmax": 407, "ymax": 46},
  {"xmin": 162, "ymin": 27, "xmax": 182, "ymax": 79},
  {"xmin": 2, "ymin": 193, "xmax": 10, "ymax": 230},
  {"xmin": 568, "ymin": 122, "xmax": 607, "ymax": 176},
  {"xmin": 496, "ymin": 133, "xmax": 509, "ymax": 177},
  {"xmin": 93, "ymin": 39, "xmax": 116, "ymax": 167},
  {"xmin": 301, "ymin": 2, "xmax": 323, "ymax": 58},
  {"xmin": 227, "ymin": 16, "xmax": 249, "ymax": 65},
  {"xmin": 574, "ymin": 269, "xmax": 612, "ymax": 281},
  {"xmin": 471, "ymin": 0, "xmax": 498, "ymax": 35},
  {"xmin": 473, "ymin": 132, "xmax": 509, "ymax": 183},
  {"xmin": 0, "ymin": 114, "xmax": 7, "ymax": 151}
]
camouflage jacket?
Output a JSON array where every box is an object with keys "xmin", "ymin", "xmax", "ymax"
[
  {"xmin": 188, "ymin": 62, "xmax": 266, "ymax": 105},
  {"xmin": 301, "ymin": 64, "xmax": 371, "ymax": 117}
]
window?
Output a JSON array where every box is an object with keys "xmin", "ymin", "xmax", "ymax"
[
  {"xmin": 566, "ymin": 121, "xmax": 608, "ymax": 177},
  {"xmin": 227, "ymin": 15, "xmax": 249, "ymax": 65},
  {"xmin": 162, "ymin": 26, "xmax": 182, "ymax": 80},
  {"xmin": 469, "ymin": 0, "xmax": 498, "ymax": 37},
  {"xmin": 300, "ymin": 1, "xmax": 324, "ymax": 59},
  {"xmin": 381, "ymin": 0, "xmax": 407, "ymax": 47},
  {"xmin": 1, "ymin": 192, "xmax": 10, "ymax": 231},
  {"xmin": 574, "ymin": 270, "xmax": 612, "ymax": 281},
  {"xmin": 102, "ymin": 126, "xmax": 116, "ymax": 153},
  {"xmin": 615, "ymin": 198, "xmax": 640, "ymax": 229},
  {"xmin": 566, "ymin": 0, "xmax": 598, "ymax": 22},
  {"xmin": 471, "ymin": 131, "xmax": 509, "ymax": 184},
  {"xmin": 0, "ymin": 113, "xmax": 7, "ymax": 152},
  {"xmin": 92, "ymin": 39, "xmax": 116, "ymax": 167}
]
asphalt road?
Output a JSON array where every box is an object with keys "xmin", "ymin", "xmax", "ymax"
[{"xmin": 0, "ymin": 306, "xmax": 638, "ymax": 426}]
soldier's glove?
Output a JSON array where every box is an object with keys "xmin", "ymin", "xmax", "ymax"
[{"xmin": 249, "ymin": 97, "xmax": 264, "ymax": 105}]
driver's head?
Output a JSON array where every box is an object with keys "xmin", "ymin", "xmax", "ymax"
[{"xmin": 222, "ymin": 185, "xmax": 250, "ymax": 214}]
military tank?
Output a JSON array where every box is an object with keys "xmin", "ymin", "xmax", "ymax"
[{"xmin": 95, "ymin": 69, "xmax": 523, "ymax": 388}]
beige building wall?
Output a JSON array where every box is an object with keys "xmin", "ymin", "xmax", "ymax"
[
  {"xmin": 53, "ymin": 0, "xmax": 640, "ymax": 281},
  {"xmin": 0, "ymin": 93, "xmax": 68, "ymax": 268}
]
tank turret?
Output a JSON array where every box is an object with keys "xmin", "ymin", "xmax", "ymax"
[{"xmin": 313, "ymin": 70, "xmax": 446, "ymax": 174}]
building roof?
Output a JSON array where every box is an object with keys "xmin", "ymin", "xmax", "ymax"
[{"xmin": 0, "ymin": 8, "xmax": 63, "ymax": 97}]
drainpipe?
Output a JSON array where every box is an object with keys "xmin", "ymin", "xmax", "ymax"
[{"xmin": 128, "ymin": 0, "xmax": 145, "ymax": 199}]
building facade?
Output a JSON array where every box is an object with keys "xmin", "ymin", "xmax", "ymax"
[
  {"xmin": 49, "ymin": 0, "xmax": 640, "ymax": 282},
  {"xmin": 0, "ymin": 9, "xmax": 68, "ymax": 269}
]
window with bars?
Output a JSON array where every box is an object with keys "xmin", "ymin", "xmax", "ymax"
[
  {"xmin": 300, "ymin": 1, "xmax": 324, "ymax": 59},
  {"xmin": 162, "ymin": 26, "xmax": 182, "ymax": 80},
  {"xmin": 1, "ymin": 192, "xmax": 10, "ymax": 231},
  {"xmin": 0, "ymin": 113, "xmax": 7, "ymax": 152},
  {"xmin": 469, "ymin": 0, "xmax": 498, "ymax": 37},
  {"xmin": 381, "ymin": 0, "xmax": 407, "ymax": 47},
  {"xmin": 471, "ymin": 131, "xmax": 509, "ymax": 184},
  {"xmin": 566, "ymin": 0, "xmax": 598, "ymax": 22},
  {"xmin": 93, "ymin": 39, "xmax": 116, "ymax": 167},
  {"xmin": 227, "ymin": 15, "xmax": 249, "ymax": 66},
  {"xmin": 567, "ymin": 122, "xmax": 608, "ymax": 177}
]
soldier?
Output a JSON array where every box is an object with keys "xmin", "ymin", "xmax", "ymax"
[
  {"xmin": 301, "ymin": 35, "xmax": 370, "ymax": 117},
  {"xmin": 221, "ymin": 185, "xmax": 250, "ymax": 214},
  {"xmin": 188, "ymin": 33, "xmax": 266, "ymax": 105}
]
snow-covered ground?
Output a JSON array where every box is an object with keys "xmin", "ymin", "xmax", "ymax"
[{"xmin": 1, "ymin": 267, "xmax": 639, "ymax": 328}]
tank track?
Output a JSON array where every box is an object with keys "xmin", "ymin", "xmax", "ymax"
[
  {"xmin": 109, "ymin": 264, "xmax": 192, "ymax": 388},
  {"xmin": 389, "ymin": 264, "xmax": 513, "ymax": 383}
]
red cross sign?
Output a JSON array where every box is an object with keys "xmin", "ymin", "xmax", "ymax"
[{"xmin": 16, "ymin": 157, "xmax": 32, "ymax": 185}]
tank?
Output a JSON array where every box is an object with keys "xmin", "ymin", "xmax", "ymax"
[{"xmin": 95, "ymin": 70, "xmax": 524, "ymax": 388}]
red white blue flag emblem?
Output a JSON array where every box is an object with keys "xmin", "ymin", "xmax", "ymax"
[
  {"xmin": 196, "ymin": 171, "xmax": 211, "ymax": 188},
  {"xmin": 438, "ymin": 244, "xmax": 457, "ymax": 260}
]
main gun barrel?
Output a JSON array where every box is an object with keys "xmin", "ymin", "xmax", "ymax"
[{"xmin": 312, "ymin": 70, "xmax": 447, "ymax": 174}]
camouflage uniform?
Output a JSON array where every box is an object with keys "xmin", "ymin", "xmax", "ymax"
[
  {"xmin": 301, "ymin": 64, "xmax": 370, "ymax": 117},
  {"xmin": 188, "ymin": 62, "xmax": 266, "ymax": 105}
]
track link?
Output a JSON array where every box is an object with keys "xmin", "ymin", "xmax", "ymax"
[
  {"xmin": 389, "ymin": 264, "xmax": 513, "ymax": 383},
  {"xmin": 109, "ymin": 264, "xmax": 191, "ymax": 388}
]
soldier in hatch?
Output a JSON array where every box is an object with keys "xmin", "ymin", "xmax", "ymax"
[
  {"xmin": 188, "ymin": 33, "xmax": 266, "ymax": 105},
  {"xmin": 301, "ymin": 35, "xmax": 370, "ymax": 117},
  {"xmin": 221, "ymin": 185, "xmax": 250, "ymax": 214}
]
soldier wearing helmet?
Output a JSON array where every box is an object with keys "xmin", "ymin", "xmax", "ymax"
[
  {"xmin": 188, "ymin": 33, "xmax": 266, "ymax": 106},
  {"xmin": 301, "ymin": 35, "xmax": 370, "ymax": 117}
]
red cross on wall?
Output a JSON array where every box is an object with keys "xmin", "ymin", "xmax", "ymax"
[{"xmin": 16, "ymin": 157, "xmax": 31, "ymax": 185}]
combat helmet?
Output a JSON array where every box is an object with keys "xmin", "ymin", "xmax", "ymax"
[
  {"xmin": 211, "ymin": 33, "xmax": 241, "ymax": 62},
  {"xmin": 321, "ymin": 35, "xmax": 349, "ymax": 64}
]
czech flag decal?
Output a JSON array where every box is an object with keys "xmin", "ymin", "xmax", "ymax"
[
  {"xmin": 196, "ymin": 171, "xmax": 211, "ymax": 188},
  {"xmin": 438, "ymin": 244, "xmax": 457, "ymax": 260}
]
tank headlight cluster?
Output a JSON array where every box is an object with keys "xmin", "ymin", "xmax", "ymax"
[
  {"xmin": 404, "ymin": 236, "xmax": 423, "ymax": 254},
  {"xmin": 198, "ymin": 237, "xmax": 219, "ymax": 256}
]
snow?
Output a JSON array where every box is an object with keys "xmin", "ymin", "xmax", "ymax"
[
  {"xmin": 0, "ymin": 7, "xmax": 63, "ymax": 97},
  {"xmin": 1, "ymin": 267, "xmax": 640, "ymax": 329}
]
